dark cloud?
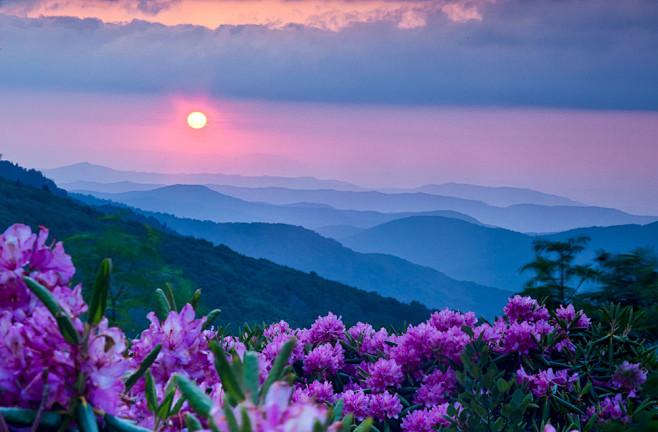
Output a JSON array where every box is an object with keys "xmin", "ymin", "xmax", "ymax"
[{"xmin": 0, "ymin": 0, "xmax": 656, "ymax": 109}]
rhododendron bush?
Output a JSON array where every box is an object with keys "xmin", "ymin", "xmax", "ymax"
[{"xmin": 0, "ymin": 223, "xmax": 657, "ymax": 432}]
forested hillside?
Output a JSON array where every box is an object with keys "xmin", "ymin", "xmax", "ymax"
[{"xmin": 0, "ymin": 168, "xmax": 431, "ymax": 332}]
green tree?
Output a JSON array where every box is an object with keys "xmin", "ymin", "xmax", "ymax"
[
  {"xmin": 584, "ymin": 248, "xmax": 658, "ymax": 342},
  {"xmin": 520, "ymin": 236, "xmax": 598, "ymax": 309},
  {"xmin": 66, "ymin": 217, "xmax": 196, "ymax": 333}
]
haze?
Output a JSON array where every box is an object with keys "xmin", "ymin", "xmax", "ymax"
[{"xmin": 1, "ymin": 0, "xmax": 657, "ymax": 215}]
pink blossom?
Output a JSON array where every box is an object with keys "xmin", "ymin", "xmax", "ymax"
[
  {"xmin": 415, "ymin": 368, "xmax": 457, "ymax": 407},
  {"xmin": 340, "ymin": 390, "xmax": 370, "ymax": 421},
  {"xmin": 611, "ymin": 361, "xmax": 647, "ymax": 391},
  {"xmin": 366, "ymin": 358, "xmax": 404, "ymax": 392},
  {"xmin": 504, "ymin": 295, "xmax": 550, "ymax": 322},
  {"xmin": 303, "ymin": 342, "xmax": 344, "ymax": 378},
  {"xmin": 429, "ymin": 308, "xmax": 477, "ymax": 332},
  {"xmin": 368, "ymin": 391, "xmax": 403, "ymax": 422},
  {"xmin": 308, "ymin": 312, "xmax": 346, "ymax": 345}
]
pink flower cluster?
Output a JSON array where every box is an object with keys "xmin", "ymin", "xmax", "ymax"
[
  {"xmin": 212, "ymin": 382, "xmax": 332, "ymax": 432},
  {"xmin": 400, "ymin": 403, "xmax": 457, "ymax": 432},
  {"xmin": 516, "ymin": 366, "xmax": 578, "ymax": 397},
  {"xmin": 340, "ymin": 390, "xmax": 402, "ymax": 422},
  {"xmin": 0, "ymin": 224, "xmax": 127, "ymax": 413}
]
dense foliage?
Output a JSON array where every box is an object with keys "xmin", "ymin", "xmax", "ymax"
[
  {"xmin": 1, "ymin": 224, "xmax": 656, "ymax": 432},
  {"xmin": 519, "ymin": 236, "xmax": 658, "ymax": 343}
]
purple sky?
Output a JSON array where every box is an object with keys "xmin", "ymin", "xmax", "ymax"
[{"xmin": 1, "ymin": 0, "xmax": 657, "ymax": 214}]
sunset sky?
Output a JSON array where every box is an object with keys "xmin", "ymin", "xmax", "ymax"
[{"xmin": 1, "ymin": 0, "xmax": 657, "ymax": 214}]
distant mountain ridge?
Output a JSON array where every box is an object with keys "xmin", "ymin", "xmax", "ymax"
[
  {"xmin": 380, "ymin": 182, "xmax": 582, "ymax": 207},
  {"xmin": 72, "ymin": 183, "xmax": 658, "ymax": 234},
  {"xmin": 49, "ymin": 163, "xmax": 658, "ymax": 233},
  {"xmin": 44, "ymin": 162, "xmax": 364, "ymax": 191}
]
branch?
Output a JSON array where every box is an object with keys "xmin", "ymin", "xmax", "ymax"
[{"xmin": 30, "ymin": 367, "xmax": 50, "ymax": 432}]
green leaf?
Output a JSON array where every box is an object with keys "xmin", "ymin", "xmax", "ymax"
[
  {"xmin": 24, "ymin": 276, "xmax": 80, "ymax": 344},
  {"xmin": 175, "ymin": 374, "xmax": 214, "ymax": 419},
  {"xmin": 171, "ymin": 390, "xmax": 187, "ymax": 416},
  {"xmin": 353, "ymin": 418, "xmax": 373, "ymax": 432},
  {"xmin": 223, "ymin": 404, "xmax": 240, "ymax": 432},
  {"xmin": 145, "ymin": 370, "xmax": 158, "ymax": 414},
  {"xmin": 164, "ymin": 283, "xmax": 178, "ymax": 312},
  {"xmin": 87, "ymin": 258, "xmax": 111, "ymax": 325},
  {"xmin": 209, "ymin": 340, "xmax": 245, "ymax": 405},
  {"xmin": 202, "ymin": 309, "xmax": 222, "ymax": 331},
  {"xmin": 76, "ymin": 399, "xmax": 99, "ymax": 432},
  {"xmin": 470, "ymin": 401, "xmax": 486, "ymax": 419},
  {"xmin": 190, "ymin": 289, "xmax": 202, "ymax": 310},
  {"xmin": 124, "ymin": 344, "xmax": 162, "ymax": 392},
  {"xmin": 244, "ymin": 352, "xmax": 260, "ymax": 404},
  {"xmin": 155, "ymin": 288, "xmax": 172, "ymax": 320},
  {"xmin": 341, "ymin": 414, "xmax": 354, "ymax": 432},
  {"xmin": 104, "ymin": 414, "xmax": 153, "ymax": 432},
  {"xmin": 156, "ymin": 390, "xmax": 175, "ymax": 421},
  {"xmin": 240, "ymin": 406, "xmax": 252, "ymax": 432},
  {"xmin": 259, "ymin": 338, "xmax": 296, "ymax": 400},
  {"xmin": 497, "ymin": 378, "xmax": 512, "ymax": 394},
  {"xmin": 332, "ymin": 399, "xmax": 344, "ymax": 423},
  {"xmin": 554, "ymin": 396, "xmax": 585, "ymax": 416},
  {"xmin": 184, "ymin": 413, "xmax": 203, "ymax": 432},
  {"xmin": 0, "ymin": 408, "xmax": 62, "ymax": 428}
]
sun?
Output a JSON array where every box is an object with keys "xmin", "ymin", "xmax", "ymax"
[{"xmin": 187, "ymin": 111, "xmax": 207, "ymax": 129}]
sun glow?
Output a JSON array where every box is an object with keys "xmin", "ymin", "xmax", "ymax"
[{"xmin": 187, "ymin": 111, "xmax": 207, "ymax": 129}]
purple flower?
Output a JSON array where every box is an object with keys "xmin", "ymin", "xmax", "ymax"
[
  {"xmin": 390, "ymin": 323, "xmax": 440, "ymax": 373},
  {"xmin": 366, "ymin": 359, "xmax": 403, "ymax": 393},
  {"xmin": 400, "ymin": 403, "xmax": 454, "ymax": 432},
  {"xmin": 368, "ymin": 391, "xmax": 403, "ymax": 422},
  {"xmin": 303, "ymin": 342, "xmax": 344, "ymax": 378},
  {"xmin": 556, "ymin": 304, "xmax": 591, "ymax": 329},
  {"xmin": 501, "ymin": 321, "xmax": 538, "ymax": 355},
  {"xmin": 429, "ymin": 308, "xmax": 477, "ymax": 332},
  {"xmin": 263, "ymin": 320, "xmax": 292, "ymax": 338},
  {"xmin": 437, "ymin": 327, "xmax": 471, "ymax": 364},
  {"xmin": 308, "ymin": 312, "xmax": 346, "ymax": 345},
  {"xmin": 415, "ymin": 368, "xmax": 457, "ymax": 407},
  {"xmin": 292, "ymin": 380, "xmax": 335, "ymax": 404},
  {"xmin": 340, "ymin": 390, "xmax": 370, "ymax": 421},
  {"xmin": 516, "ymin": 367, "xmax": 578, "ymax": 397},
  {"xmin": 504, "ymin": 295, "xmax": 549, "ymax": 322},
  {"xmin": 130, "ymin": 304, "xmax": 216, "ymax": 387},
  {"xmin": 596, "ymin": 394, "xmax": 630, "ymax": 422},
  {"xmin": 349, "ymin": 322, "xmax": 393, "ymax": 356},
  {"xmin": 84, "ymin": 318, "xmax": 129, "ymax": 414},
  {"xmin": 611, "ymin": 361, "xmax": 647, "ymax": 391}
]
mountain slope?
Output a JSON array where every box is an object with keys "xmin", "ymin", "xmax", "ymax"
[
  {"xmin": 0, "ymin": 170, "xmax": 431, "ymax": 330},
  {"xmin": 128, "ymin": 213, "xmax": 510, "ymax": 318},
  {"xmin": 342, "ymin": 216, "xmax": 534, "ymax": 290},
  {"xmin": 341, "ymin": 216, "xmax": 658, "ymax": 291}
]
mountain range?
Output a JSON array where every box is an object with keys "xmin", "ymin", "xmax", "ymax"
[
  {"xmin": 41, "ymin": 162, "xmax": 658, "ymax": 303},
  {"xmin": 0, "ymin": 161, "xmax": 432, "ymax": 330},
  {"xmin": 52, "ymin": 163, "xmax": 658, "ymax": 233}
]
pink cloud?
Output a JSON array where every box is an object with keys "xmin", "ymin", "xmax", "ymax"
[{"xmin": 1, "ymin": 0, "xmax": 495, "ymax": 30}]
